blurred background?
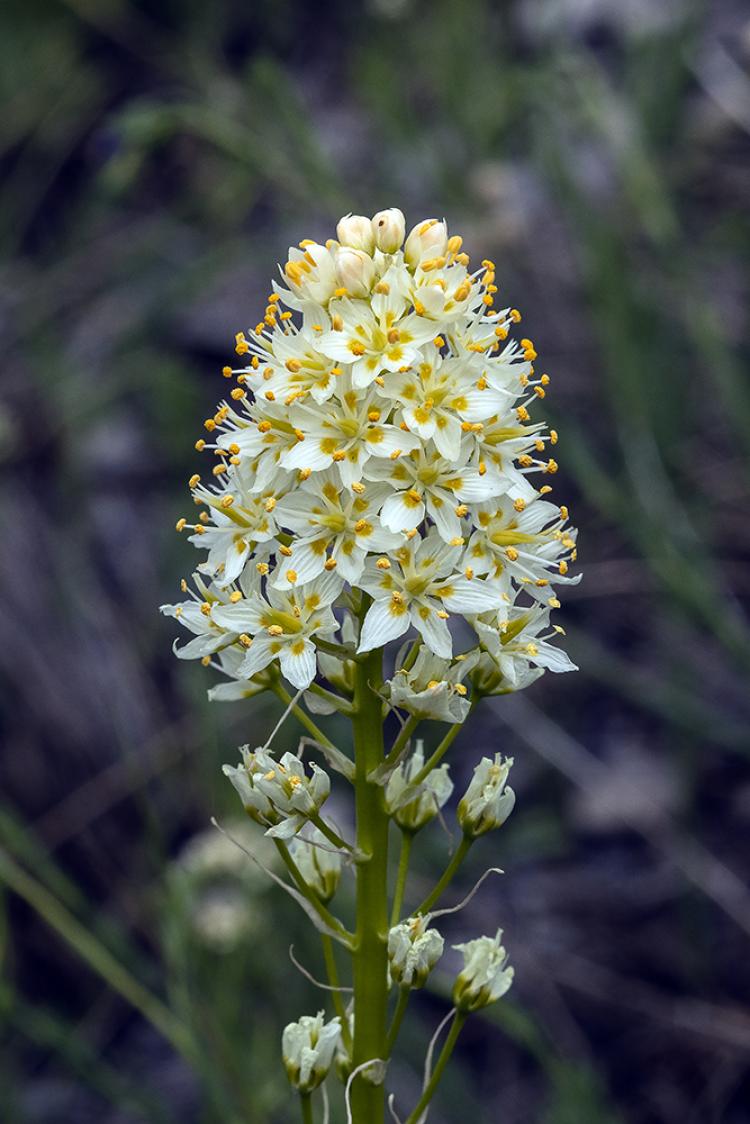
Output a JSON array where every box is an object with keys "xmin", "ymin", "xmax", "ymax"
[{"xmin": 2, "ymin": 0, "xmax": 750, "ymax": 1120}]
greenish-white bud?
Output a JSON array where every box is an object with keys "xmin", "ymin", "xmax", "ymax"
[
  {"xmin": 452, "ymin": 930, "xmax": 514, "ymax": 1012},
  {"xmin": 388, "ymin": 915, "xmax": 444, "ymax": 988},
  {"xmin": 384, "ymin": 741, "xmax": 453, "ymax": 832},
  {"xmin": 289, "ymin": 823, "xmax": 342, "ymax": 903},
  {"xmin": 404, "ymin": 218, "xmax": 448, "ymax": 268},
  {"xmin": 335, "ymin": 246, "xmax": 375, "ymax": 297},
  {"xmin": 282, "ymin": 1011, "xmax": 341, "ymax": 1093},
  {"xmin": 457, "ymin": 753, "xmax": 515, "ymax": 838},
  {"xmin": 336, "ymin": 213, "xmax": 375, "ymax": 253},
  {"xmin": 222, "ymin": 747, "xmax": 330, "ymax": 839},
  {"xmin": 371, "ymin": 207, "xmax": 405, "ymax": 253}
]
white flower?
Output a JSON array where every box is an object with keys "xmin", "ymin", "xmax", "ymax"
[
  {"xmin": 223, "ymin": 746, "xmax": 330, "ymax": 839},
  {"xmin": 384, "ymin": 741, "xmax": 453, "ymax": 831},
  {"xmin": 272, "ymin": 469, "xmax": 402, "ymax": 585},
  {"xmin": 289, "ymin": 823, "xmax": 342, "ymax": 902},
  {"xmin": 282, "ymin": 1011, "xmax": 341, "ymax": 1093},
  {"xmin": 452, "ymin": 930, "xmax": 514, "ymax": 1011},
  {"xmin": 473, "ymin": 604, "xmax": 577, "ymax": 688},
  {"xmin": 384, "ymin": 647, "xmax": 478, "ymax": 723},
  {"xmin": 388, "ymin": 915, "xmax": 444, "ymax": 987},
  {"xmin": 358, "ymin": 531, "xmax": 503, "ymax": 658},
  {"xmin": 211, "ymin": 572, "xmax": 342, "ymax": 690},
  {"xmin": 457, "ymin": 754, "xmax": 515, "ymax": 837},
  {"xmin": 165, "ymin": 209, "xmax": 578, "ymax": 702}
]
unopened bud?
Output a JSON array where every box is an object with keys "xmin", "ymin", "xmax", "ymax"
[
  {"xmin": 404, "ymin": 218, "xmax": 448, "ymax": 268},
  {"xmin": 289, "ymin": 824, "xmax": 342, "ymax": 903},
  {"xmin": 388, "ymin": 915, "xmax": 443, "ymax": 988},
  {"xmin": 337, "ymin": 213, "xmax": 375, "ymax": 254},
  {"xmin": 335, "ymin": 246, "xmax": 375, "ymax": 297},
  {"xmin": 452, "ymin": 930, "xmax": 514, "ymax": 1012},
  {"xmin": 385, "ymin": 741, "xmax": 453, "ymax": 832},
  {"xmin": 371, "ymin": 207, "xmax": 406, "ymax": 253},
  {"xmin": 282, "ymin": 1011, "xmax": 341, "ymax": 1093},
  {"xmin": 457, "ymin": 754, "xmax": 515, "ymax": 838}
]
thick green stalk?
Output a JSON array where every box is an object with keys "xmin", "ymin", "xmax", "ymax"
[
  {"xmin": 390, "ymin": 830, "xmax": 413, "ymax": 927},
  {"xmin": 299, "ymin": 1091, "xmax": 314, "ymax": 1124},
  {"xmin": 350, "ymin": 646, "xmax": 389, "ymax": 1121},
  {"xmin": 416, "ymin": 836, "xmax": 473, "ymax": 915}
]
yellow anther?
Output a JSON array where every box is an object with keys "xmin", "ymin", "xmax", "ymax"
[
  {"xmin": 213, "ymin": 463, "xmax": 227, "ymax": 476},
  {"xmin": 351, "ymin": 482, "xmax": 366, "ymax": 494},
  {"xmin": 368, "ymin": 409, "xmax": 381, "ymax": 422},
  {"xmin": 334, "ymin": 287, "xmax": 348, "ymax": 298},
  {"xmin": 175, "ymin": 517, "xmax": 187, "ymax": 532},
  {"xmin": 264, "ymin": 497, "xmax": 276, "ymax": 511},
  {"xmin": 231, "ymin": 387, "xmax": 246, "ymax": 400},
  {"xmin": 518, "ymin": 455, "xmax": 533, "ymax": 467},
  {"xmin": 447, "ymin": 235, "xmax": 463, "ymax": 254},
  {"xmin": 506, "ymin": 547, "xmax": 519, "ymax": 561},
  {"xmin": 200, "ymin": 601, "xmax": 212, "ymax": 616},
  {"xmin": 258, "ymin": 420, "xmax": 272, "ymax": 433},
  {"xmin": 235, "ymin": 332, "xmax": 249, "ymax": 354},
  {"xmin": 194, "ymin": 438, "xmax": 206, "ymax": 451},
  {"xmin": 286, "ymin": 358, "xmax": 302, "ymax": 373},
  {"xmin": 222, "ymin": 366, "xmax": 233, "ymax": 378},
  {"xmin": 535, "ymin": 439, "xmax": 545, "ymax": 452},
  {"xmin": 455, "ymin": 683, "xmax": 468, "ymax": 695},
  {"xmin": 387, "ymin": 328, "xmax": 401, "ymax": 344},
  {"xmin": 545, "ymin": 459, "xmax": 559, "ymax": 474},
  {"xmin": 559, "ymin": 505, "xmax": 569, "ymax": 520},
  {"xmin": 299, "ymin": 467, "xmax": 312, "ymax": 480},
  {"xmin": 534, "ymin": 385, "xmax": 546, "ymax": 398},
  {"xmin": 478, "ymin": 460, "xmax": 487, "ymax": 476},
  {"xmin": 332, "ymin": 314, "xmax": 344, "ymax": 331},
  {"xmin": 256, "ymin": 562, "xmax": 270, "ymax": 575},
  {"xmin": 449, "ymin": 536, "xmax": 465, "ymax": 546},
  {"xmin": 513, "ymin": 498, "xmax": 527, "ymax": 512},
  {"xmin": 189, "ymin": 474, "xmax": 200, "ymax": 488},
  {"xmin": 265, "ymin": 390, "xmax": 276, "ymax": 401},
  {"xmin": 453, "ymin": 280, "xmax": 471, "ymax": 302},
  {"xmin": 548, "ymin": 597, "xmax": 561, "ymax": 609},
  {"xmin": 324, "ymin": 558, "xmax": 338, "ymax": 571},
  {"xmin": 267, "ymin": 625, "xmax": 284, "ymax": 636},
  {"xmin": 540, "ymin": 484, "xmax": 553, "ymax": 494},
  {"xmin": 516, "ymin": 406, "xmax": 530, "ymax": 422},
  {"xmin": 541, "ymin": 373, "xmax": 550, "ymax": 385},
  {"xmin": 392, "ymin": 591, "xmax": 404, "ymax": 604},
  {"xmin": 495, "ymin": 325, "xmax": 508, "ymax": 339},
  {"xmin": 433, "ymin": 336, "xmax": 445, "ymax": 347},
  {"xmin": 332, "ymin": 449, "xmax": 346, "ymax": 462},
  {"xmin": 286, "ymin": 570, "xmax": 298, "ymax": 584},
  {"xmin": 389, "ymin": 449, "xmax": 402, "ymax": 460},
  {"xmin": 204, "ymin": 418, "xmax": 216, "ymax": 432},
  {"xmin": 180, "ymin": 579, "xmax": 188, "ymax": 593},
  {"xmin": 349, "ymin": 341, "xmax": 366, "ymax": 356},
  {"xmin": 279, "ymin": 545, "xmax": 293, "ymax": 557},
  {"xmin": 406, "ymin": 489, "xmax": 422, "ymax": 503},
  {"xmin": 220, "ymin": 495, "xmax": 234, "ymax": 508},
  {"xmin": 455, "ymin": 504, "xmax": 468, "ymax": 517},
  {"xmin": 374, "ymin": 376, "xmax": 385, "ymax": 386},
  {"xmin": 465, "ymin": 566, "xmax": 474, "ymax": 579},
  {"xmin": 354, "ymin": 519, "xmax": 369, "ymax": 533},
  {"xmin": 279, "ymin": 310, "xmax": 292, "ymax": 321},
  {"xmin": 559, "ymin": 560, "xmax": 569, "ymax": 574},
  {"xmin": 193, "ymin": 524, "xmax": 205, "ymax": 534},
  {"xmin": 509, "ymin": 308, "xmax": 522, "ymax": 322},
  {"xmin": 436, "ymin": 610, "xmax": 449, "ymax": 620},
  {"xmin": 374, "ymin": 280, "xmax": 390, "ymax": 294},
  {"xmin": 229, "ymin": 590, "xmax": 243, "ymax": 603},
  {"xmin": 421, "ymin": 256, "xmax": 446, "ymax": 272},
  {"xmin": 376, "ymin": 558, "xmax": 391, "ymax": 569},
  {"xmin": 476, "ymin": 377, "xmax": 488, "ymax": 390}
]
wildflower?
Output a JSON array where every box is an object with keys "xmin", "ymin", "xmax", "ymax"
[
  {"xmin": 162, "ymin": 207, "xmax": 577, "ymax": 709},
  {"xmin": 384, "ymin": 741, "xmax": 453, "ymax": 831},
  {"xmin": 457, "ymin": 754, "xmax": 515, "ymax": 837},
  {"xmin": 388, "ymin": 915, "xmax": 444, "ymax": 988},
  {"xmin": 384, "ymin": 647, "xmax": 478, "ymax": 723},
  {"xmin": 452, "ymin": 930, "xmax": 514, "ymax": 1011},
  {"xmin": 282, "ymin": 1011, "xmax": 342, "ymax": 1093},
  {"xmin": 223, "ymin": 746, "xmax": 330, "ymax": 839}
]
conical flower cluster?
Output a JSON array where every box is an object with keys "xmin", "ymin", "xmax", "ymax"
[{"xmin": 162, "ymin": 209, "xmax": 578, "ymax": 693}]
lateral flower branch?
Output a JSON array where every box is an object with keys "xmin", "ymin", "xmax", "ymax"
[{"xmin": 162, "ymin": 208, "xmax": 579, "ymax": 1122}]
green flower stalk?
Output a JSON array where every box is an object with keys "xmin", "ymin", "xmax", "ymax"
[{"xmin": 162, "ymin": 208, "xmax": 579, "ymax": 1122}]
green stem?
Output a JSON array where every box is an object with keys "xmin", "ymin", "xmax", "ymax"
[
  {"xmin": 0, "ymin": 848, "xmax": 194, "ymax": 1062},
  {"xmin": 404, "ymin": 1010, "xmax": 467, "ymax": 1124},
  {"xmin": 308, "ymin": 812, "xmax": 352, "ymax": 853},
  {"xmin": 386, "ymin": 987, "xmax": 410, "ymax": 1055},
  {"xmin": 409, "ymin": 715, "xmax": 472, "ymax": 789},
  {"xmin": 380, "ymin": 715, "xmax": 420, "ymax": 773},
  {"xmin": 321, "ymin": 934, "xmax": 352, "ymax": 1051},
  {"xmin": 390, "ymin": 831, "xmax": 413, "ymax": 927},
  {"xmin": 350, "ymin": 646, "xmax": 389, "ymax": 1121},
  {"xmin": 299, "ymin": 1091, "xmax": 314, "ymax": 1124},
  {"xmin": 416, "ymin": 837, "xmax": 473, "ymax": 915},
  {"xmin": 273, "ymin": 840, "xmax": 353, "ymax": 945},
  {"xmin": 315, "ymin": 636, "xmax": 361, "ymax": 662}
]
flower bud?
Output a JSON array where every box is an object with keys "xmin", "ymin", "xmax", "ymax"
[
  {"xmin": 457, "ymin": 754, "xmax": 515, "ymax": 838},
  {"xmin": 282, "ymin": 1011, "xmax": 341, "ymax": 1093},
  {"xmin": 334, "ymin": 247, "xmax": 375, "ymax": 298},
  {"xmin": 337, "ymin": 213, "xmax": 375, "ymax": 254},
  {"xmin": 452, "ymin": 930, "xmax": 514, "ymax": 1012},
  {"xmin": 371, "ymin": 207, "xmax": 405, "ymax": 253},
  {"xmin": 289, "ymin": 823, "xmax": 342, "ymax": 903},
  {"xmin": 388, "ymin": 915, "xmax": 443, "ymax": 988},
  {"xmin": 385, "ymin": 741, "xmax": 453, "ymax": 832},
  {"xmin": 404, "ymin": 218, "xmax": 448, "ymax": 268},
  {"xmin": 222, "ymin": 747, "xmax": 330, "ymax": 839}
]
